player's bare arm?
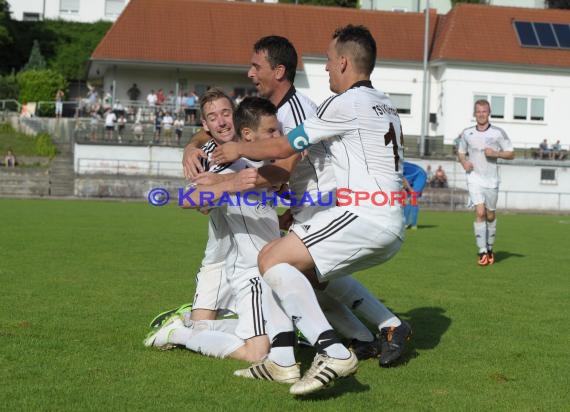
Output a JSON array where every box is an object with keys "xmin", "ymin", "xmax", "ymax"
[
  {"xmin": 458, "ymin": 152, "xmax": 473, "ymax": 172},
  {"xmin": 180, "ymin": 168, "xmax": 258, "ymax": 208},
  {"xmin": 484, "ymin": 148, "xmax": 515, "ymax": 160},
  {"xmin": 212, "ymin": 135, "xmax": 296, "ymax": 164}
]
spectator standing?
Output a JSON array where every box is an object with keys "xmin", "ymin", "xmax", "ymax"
[
  {"xmin": 184, "ymin": 90, "xmax": 199, "ymax": 125},
  {"xmin": 55, "ymin": 89, "xmax": 64, "ymax": 119},
  {"xmin": 156, "ymin": 89, "xmax": 166, "ymax": 107},
  {"xmin": 162, "ymin": 111, "xmax": 174, "ymax": 145},
  {"xmin": 154, "ymin": 110, "xmax": 164, "ymax": 143},
  {"xmin": 127, "ymin": 83, "xmax": 141, "ymax": 102},
  {"xmin": 174, "ymin": 116, "xmax": 184, "ymax": 146},
  {"xmin": 104, "ymin": 108, "xmax": 117, "ymax": 141},
  {"xmin": 117, "ymin": 114, "xmax": 127, "ymax": 142},
  {"xmin": 146, "ymin": 90, "xmax": 157, "ymax": 108}
]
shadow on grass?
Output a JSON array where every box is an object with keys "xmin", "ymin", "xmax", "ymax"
[
  {"xmin": 397, "ymin": 306, "xmax": 451, "ymax": 363},
  {"xmin": 494, "ymin": 250, "xmax": 525, "ymax": 263},
  {"xmin": 294, "ymin": 375, "xmax": 370, "ymax": 401}
]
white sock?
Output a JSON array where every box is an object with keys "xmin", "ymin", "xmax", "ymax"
[
  {"xmin": 325, "ymin": 276, "xmax": 396, "ymax": 331},
  {"xmin": 379, "ymin": 316, "xmax": 401, "ymax": 330},
  {"xmin": 315, "ymin": 289, "xmax": 374, "ymax": 342},
  {"xmin": 259, "ymin": 278, "xmax": 296, "ymax": 366},
  {"xmin": 474, "ymin": 221, "xmax": 487, "ymax": 253},
  {"xmin": 185, "ymin": 330, "xmax": 244, "ymax": 358},
  {"xmin": 487, "ymin": 219, "xmax": 497, "ymax": 250},
  {"xmin": 263, "ymin": 263, "xmax": 336, "ymax": 347}
]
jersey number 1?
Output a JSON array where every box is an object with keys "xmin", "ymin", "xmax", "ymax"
[{"xmin": 384, "ymin": 122, "xmax": 403, "ymax": 172}]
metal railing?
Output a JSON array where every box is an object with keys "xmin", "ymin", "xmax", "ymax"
[{"xmin": 76, "ymin": 157, "xmax": 184, "ymax": 178}]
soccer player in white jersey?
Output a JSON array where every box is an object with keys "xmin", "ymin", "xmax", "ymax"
[
  {"xmin": 458, "ymin": 99, "xmax": 514, "ymax": 266},
  {"xmin": 213, "ymin": 25, "xmax": 406, "ymax": 395},
  {"xmin": 250, "ymin": 35, "xmax": 409, "ymax": 365},
  {"xmin": 146, "ymin": 98, "xmax": 299, "ymax": 370}
]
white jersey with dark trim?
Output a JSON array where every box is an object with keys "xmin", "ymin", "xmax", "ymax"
[
  {"xmin": 276, "ymin": 87, "xmax": 335, "ymax": 217},
  {"xmin": 218, "ymin": 159, "xmax": 280, "ymax": 279},
  {"xmin": 297, "ymin": 81, "xmax": 404, "ymax": 236},
  {"xmin": 198, "ymin": 138, "xmax": 232, "ymax": 266},
  {"xmin": 458, "ymin": 124, "xmax": 513, "ymax": 188}
]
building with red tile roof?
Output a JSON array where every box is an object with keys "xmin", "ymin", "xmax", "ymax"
[{"xmin": 89, "ymin": 0, "xmax": 570, "ymax": 150}]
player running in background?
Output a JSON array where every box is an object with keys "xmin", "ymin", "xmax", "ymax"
[{"xmin": 457, "ymin": 99, "xmax": 514, "ymax": 266}]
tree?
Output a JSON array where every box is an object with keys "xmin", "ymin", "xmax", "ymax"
[
  {"xmin": 0, "ymin": 0, "xmax": 12, "ymax": 48},
  {"xmin": 545, "ymin": 0, "xmax": 570, "ymax": 9},
  {"xmin": 17, "ymin": 69, "xmax": 66, "ymax": 103},
  {"xmin": 22, "ymin": 39, "xmax": 47, "ymax": 71}
]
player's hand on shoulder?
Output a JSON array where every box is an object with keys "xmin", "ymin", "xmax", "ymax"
[
  {"xmin": 183, "ymin": 146, "xmax": 206, "ymax": 179},
  {"xmin": 192, "ymin": 172, "xmax": 223, "ymax": 186},
  {"xmin": 212, "ymin": 142, "xmax": 240, "ymax": 165},
  {"xmin": 233, "ymin": 168, "xmax": 257, "ymax": 191}
]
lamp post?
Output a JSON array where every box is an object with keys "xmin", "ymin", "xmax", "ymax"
[{"xmin": 420, "ymin": 0, "xmax": 430, "ymax": 157}]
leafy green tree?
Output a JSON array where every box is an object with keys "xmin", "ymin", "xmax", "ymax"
[
  {"xmin": 22, "ymin": 39, "xmax": 47, "ymax": 71},
  {"xmin": 0, "ymin": 0, "xmax": 11, "ymax": 48},
  {"xmin": 0, "ymin": 70, "xmax": 19, "ymax": 99},
  {"xmin": 17, "ymin": 69, "xmax": 66, "ymax": 103}
]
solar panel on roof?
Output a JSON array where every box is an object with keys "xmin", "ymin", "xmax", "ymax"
[
  {"xmin": 514, "ymin": 21, "xmax": 539, "ymax": 46},
  {"xmin": 553, "ymin": 24, "xmax": 570, "ymax": 48},
  {"xmin": 534, "ymin": 23, "xmax": 558, "ymax": 47}
]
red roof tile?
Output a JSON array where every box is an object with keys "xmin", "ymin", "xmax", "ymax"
[
  {"xmin": 431, "ymin": 3, "xmax": 570, "ymax": 69},
  {"xmin": 92, "ymin": 0, "xmax": 437, "ymax": 67}
]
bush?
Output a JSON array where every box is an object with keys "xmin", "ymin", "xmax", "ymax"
[
  {"xmin": 0, "ymin": 71, "xmax": 19, "ymax": 99},
  {"xmin": 17, "ymin": 68, "xmax": 66, "ymax": 105},
  {"xmin": 34, "ymin": 132, "xmax": 57, "ymax": 158}
]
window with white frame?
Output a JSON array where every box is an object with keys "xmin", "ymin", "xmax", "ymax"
[
  {"xmin": 514, "ymin": 96, "xmax": 545, "ymax": 121},
  {"xmin": 540, "ymin": 168, "xmax": 556, "ymax": 184},
  {"xmin": 60, "ymin": 0, "xmax": 79, "ymax": 14},
  {"xmin": 105, "ymin": 0, "xmax": 125, "ymax": 18},
  {"xmin": 23, "ymin": 13, "xmax": 41, "ymax": 21},
  {"xmin": 473, "ymin": 94, "xmax": 505, "ymax": 119},
  {"xmin": 388, "ymin": 93, "xmax": 411, "ymax": 115}
]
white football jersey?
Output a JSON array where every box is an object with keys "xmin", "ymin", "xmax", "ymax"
[
  {"xmin": 458, "ymin": 124, "xmax": 513, "ymax": 188},
  {"xmin": 276, "ymin": 87, "xmax": 336, "ymax": 219},
  {"xmin": 218, "ymin": 159, "xmax": 280, "ymax": 279},
  {"xmin": 197, "ymin": 139, "xmax": 232, "ymax": 266},
  {"xmin": 292, "ymin": 81, "xmax": 404, "ymax": 237}
]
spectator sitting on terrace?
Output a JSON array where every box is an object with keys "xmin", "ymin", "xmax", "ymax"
[
  {"xmin": 538, "ymin": 139, "xmax": 550, "ymax": 160},
  {"xmin": 4, "ymin": 149, "xmax": 16, "ymax": 167},
  {"xmin": 132, "ymin": 121, "xmax": 144, "ymax": 142},
  {"xmin": 432, "ymin": 165, "xmax": 449, "ymax": 188},
  {"xmin": 426, "ymin": 164, "xmax": 434, "ymax": 187},
  {"xmin": 551, "ymin": 140, "xmax": 562, "ymax": 160}
]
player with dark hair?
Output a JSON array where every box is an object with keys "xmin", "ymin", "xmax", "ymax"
[{"xmin": 213, "ymin": 24, "xmax": 409, "ymax": 395}]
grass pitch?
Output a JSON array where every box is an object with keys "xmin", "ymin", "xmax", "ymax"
[{"xmin": 0, "ymin": 198, "xmax": 568, "ymax": 411}]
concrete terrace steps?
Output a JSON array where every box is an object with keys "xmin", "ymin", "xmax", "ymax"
[{"xmin": 49, "ymin": 155, "xmax": 75, "ymax": 196}]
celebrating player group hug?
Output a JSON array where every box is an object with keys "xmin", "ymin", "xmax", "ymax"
[{"xmin": 143, "ymin": 23, "xmax": 513, "ymax": 396}]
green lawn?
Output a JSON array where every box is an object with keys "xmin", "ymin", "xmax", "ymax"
[
  {"xmin": 0, "ymin": 198, "xmax": 568, "ymax": 411},
  {"xmin": 0, "ymin": 124, "xmax": 39, "ymax": 156}
]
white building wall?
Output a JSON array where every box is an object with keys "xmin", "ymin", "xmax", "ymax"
[
  {"xmin": 7, "ymin": 0, "xmax": 129, "ymax": 22},
  {"xmin": 436, "ymin": 66, "xmax": 570, "ymax": 150}
]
